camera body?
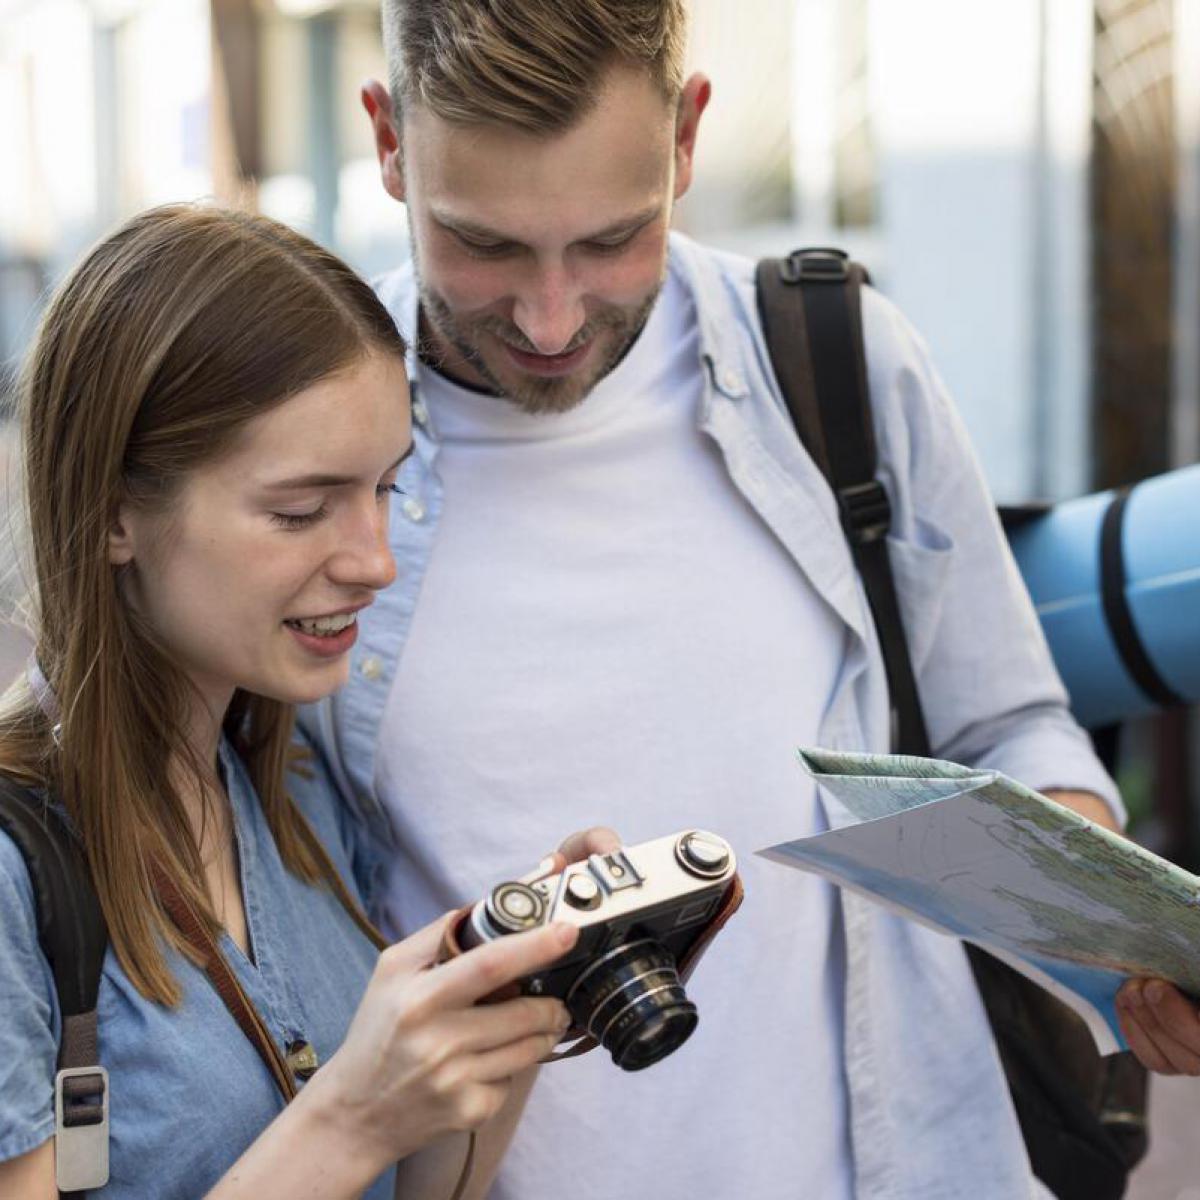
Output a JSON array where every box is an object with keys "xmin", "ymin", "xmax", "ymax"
[{"xmin": 455, "ymin": 830, "xmax": 740, "ymax": 1071}]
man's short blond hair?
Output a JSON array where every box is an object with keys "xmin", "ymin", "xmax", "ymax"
[{"xmin": 382, "ymin": 0, "xmax": 689, "ymax": 134}]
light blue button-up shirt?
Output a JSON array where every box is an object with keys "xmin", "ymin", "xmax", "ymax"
[{"xmin": 304, "ymin": 232, "xmax": 1121, "ymax": 1200}]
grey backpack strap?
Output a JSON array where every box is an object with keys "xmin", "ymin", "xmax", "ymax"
[{"xmin": 0, "ymin": 778, "xmax": 109, "ymax": 1195}]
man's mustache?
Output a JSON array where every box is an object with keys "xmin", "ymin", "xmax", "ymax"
[{"xmin": 474, "ymin": 309, "xmax": 631, "ymax": 356}]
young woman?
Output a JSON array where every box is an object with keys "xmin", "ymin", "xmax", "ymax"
[{"xmin": 0, "ymin": 204, "xmax": 587, "ymax": 1198}]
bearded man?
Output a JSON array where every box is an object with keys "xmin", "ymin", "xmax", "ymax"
[{"xmin": 300, "ymin": 3, "xmax": 1200, "ymax": 1197}]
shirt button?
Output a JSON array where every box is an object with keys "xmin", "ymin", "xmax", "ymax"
[
  {"xmin": 285, "ymin": 1039, "xmax": 320, "ymax": 1082},
  {"xmin": 721, "ymin": 368, "xmax": 744, "ymax": 394},
  {"xmin": 359, "ymin": 656, "xmax": 383, "ymax": 681},
  {"xmin": 411, "ymin": 398, "xmax": 429, "ymax": 426},
  {"xmin": 402, "ymin": 497, "xmax": 426, "ymax": 522}
]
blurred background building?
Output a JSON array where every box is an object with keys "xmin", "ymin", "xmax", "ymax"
[
  {"xmin": 4, "ymin": 0, "xmax": 1197, "ymax": 499},
  {"xmin": 1, "ymin": 1, "xmax": 1199, "ymax": 1191}
]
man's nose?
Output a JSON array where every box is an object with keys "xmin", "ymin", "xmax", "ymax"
[{"xmin": 512, "ymin": 265, "xmax": 586, "ymax": 356}]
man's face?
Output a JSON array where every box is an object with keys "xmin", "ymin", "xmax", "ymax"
[{"xmin": 383, "ymin": 66, "xmax": 706, "ymax": 414}]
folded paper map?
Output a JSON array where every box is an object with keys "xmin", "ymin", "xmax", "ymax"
[{"xmin": 759, "ymin": 748, "xmax": 1200, "ymax": 1054}]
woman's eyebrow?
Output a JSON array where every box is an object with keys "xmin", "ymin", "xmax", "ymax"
[{"xmin": 263, "ymin": 443, "xmax": 414, "ymax": 491}]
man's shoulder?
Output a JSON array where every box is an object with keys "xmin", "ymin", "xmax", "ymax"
[
  {"xmin": 668, "ymin": 233, "xmax": 928, "ymax": 366},
  {"xmin": 669, "ymin": 229, "xmax": 755, "ymax": 277},
  {"xmin": 667, "ymin": 231, "xmax": 757, "ymax": 311}
]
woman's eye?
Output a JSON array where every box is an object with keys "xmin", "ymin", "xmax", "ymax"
[
  {"xmin": 376, "ymin": 481, "xmax": 405, "ymax": 501},
  {"xmin": 271, "ymin": 504, "xmax": 328, "ymax": 531}
]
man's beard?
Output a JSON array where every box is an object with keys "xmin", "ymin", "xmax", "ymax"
[{"xmin": 415, "ymin": 266, "xmax": 663, "ymax": 416}]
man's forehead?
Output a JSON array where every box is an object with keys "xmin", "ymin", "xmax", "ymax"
[{"xmin": 400, "ymin": 70, "xmax": 677, "ymax": 220}]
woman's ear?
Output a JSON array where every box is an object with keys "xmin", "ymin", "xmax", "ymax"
[{"xmin": 108, "ymin": 504, "xmax": 136, "ymax": 566}]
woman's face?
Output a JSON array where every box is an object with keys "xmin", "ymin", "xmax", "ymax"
[{"xmin": 111, "ymin": 349, "xmax": 412, "ymax": 719}]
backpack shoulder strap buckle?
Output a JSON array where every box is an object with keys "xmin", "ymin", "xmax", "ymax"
[
  {"xmin": 838, "ymin": 479, "xmax": 892, "ymax": 545},
  {"xmin": 779, "ymin": 247, "xmax": 850, "ymax": 285},
  {"xmin": 55, "ymin": 1065, "xmax": 110, "ymax": 1191}
]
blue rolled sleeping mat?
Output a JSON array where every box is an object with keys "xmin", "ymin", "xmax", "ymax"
[{"xmin": 1007, "ymin": 464, "xmax": 1200, "ymax": 730}]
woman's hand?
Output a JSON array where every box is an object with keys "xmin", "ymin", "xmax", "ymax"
[
  {"xmin": 305, "ymin": 914, "xmax": 578, "ymax": 1178},
  {"xmin": 519, "ymin": 825, "xmax": 622, "ymax": 882},
  {"xmin": 208, "ymin": 832, "xmax": 619, "ymax": 1198}
]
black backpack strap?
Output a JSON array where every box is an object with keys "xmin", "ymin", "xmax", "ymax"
[
  {"xmin": 755, "ymin": 247, "xmax": 931, "ymax": 756},
  {"xmin": 0, "ymin": 777, "xmax": 109, "ymax": 1194},
  {"xmin": 755, "ymin": 248, "xmax": 1148, "ymax": 1197}
]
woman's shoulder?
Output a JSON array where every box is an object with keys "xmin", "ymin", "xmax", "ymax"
[
  {"xmin": 0, "ymin": 801, "xmax": 59, "ymax": 1002},
  {"xmin": 0, "ymin": 817, "xmax": 61, "ymax": 1166},
  {"xmin": 0, "ymin": 823, "xmax": 38, "ymax": 919}
]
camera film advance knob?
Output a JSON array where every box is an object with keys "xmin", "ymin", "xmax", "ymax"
[
  {"xmin": 564, "ymin": 872, "xmax": 602, "ymax": 910},
  {"xmin": 484, "ymin": 881, "xmax": 547, "ymax": 934},
  {"xmin": 675, "ymin": 831, "xmax": 731, "ymax": 878}
]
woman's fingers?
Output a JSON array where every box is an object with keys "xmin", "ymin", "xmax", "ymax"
[
  {"xmin": 376, "ymin": 911, "xmax": 455, "ymax": 977},
  {"xmin": 468, "ymin": 1029, "xmax": 565, "ymax": 1084},
  {"xmin": 426, "ymin": 921, "xmax": 579, "ymax": 1010},
  {"xmin": 439, "ymin": 994, "xmax": 570, "ymax": 1055},
  {"xmin": 445, "ymin": 1081, "xmax": 511, "ymax": 1133},
  {"xmin": 556, "ymin": 825, "xmax": 622, "ymax": 865}
]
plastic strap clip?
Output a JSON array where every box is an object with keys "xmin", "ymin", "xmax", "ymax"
[
  {"xmin": 779, "ymin": 247, "xmax": 850, "ymax": 285},
  {"xmin": 838, "ymin": 480, "xmax": 892, "ymax": 545},
  {"xmin": 54, "ymin": 1066, "xmax": 110, "ymax": 1191}
]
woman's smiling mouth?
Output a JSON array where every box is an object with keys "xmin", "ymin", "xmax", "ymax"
[{"xmin": 284, "ymin": 608, "xmax": 365, "ymax": 656}]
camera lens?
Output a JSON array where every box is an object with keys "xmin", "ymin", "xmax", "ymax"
[{"xmin": 565, "ymin": 938, "xmax": 698, "ymax": 1071}]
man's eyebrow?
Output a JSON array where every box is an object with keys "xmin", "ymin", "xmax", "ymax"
[
  {"xmin": 263, "ymin": 443, "xmax": 414, "ymax": 491},
  {"xmin": 432, "ymin": 205, "xmax": 661, "ymax": 246}
]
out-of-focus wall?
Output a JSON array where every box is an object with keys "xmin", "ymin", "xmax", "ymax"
[
  {"xmin": 1, "ymin": 0, "xmax": 1197, "ymax": 495},
  {"xmin": 0, "ymin": 0, "xmax": 212, "ymax": 377}
]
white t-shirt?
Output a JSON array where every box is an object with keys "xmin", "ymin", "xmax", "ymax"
[{"xmin": 377, "ymin": 273, "xmax": 852, "ymax": 1199}]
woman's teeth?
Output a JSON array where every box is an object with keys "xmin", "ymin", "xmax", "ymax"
[{"xmin": 287, "ymin": 612, "xmax": 357, "ymax": 638}]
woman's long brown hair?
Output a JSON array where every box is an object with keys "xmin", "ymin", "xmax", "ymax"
[{"xmin": 1, "ymin": 204, "xmax": 406, "ymax": 1004}]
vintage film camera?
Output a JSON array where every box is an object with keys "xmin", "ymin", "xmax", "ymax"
[{"xmin": 445, "ymin": 830, "xmax": 742, "ymax": 1072}]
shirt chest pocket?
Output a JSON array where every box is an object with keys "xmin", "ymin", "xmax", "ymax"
[{"xmin": 884, "ymin": 517, "xmax": 955, "ymax": 674}]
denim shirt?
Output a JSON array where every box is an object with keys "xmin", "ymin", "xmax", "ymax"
[
  {"xmin": 304, "ymin": 233, "xmax": 1122, "ymax": 1200},
  {"xmin": 0, "ymin": 741, "xmax": 392, "ymax": 1199}
]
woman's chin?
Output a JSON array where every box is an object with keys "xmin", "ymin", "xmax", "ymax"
[{"xmin": 250, "ymin": 661, "xmax": 351, "ymax": 708}]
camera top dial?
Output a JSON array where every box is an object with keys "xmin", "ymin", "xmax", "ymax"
[
  {"xmin": 675, "ymin": 830, "xmax": 733, "ymax": 878},
  {"xmin": 482, "ymin": 881, "xmax": 547, "ymax": 935}
]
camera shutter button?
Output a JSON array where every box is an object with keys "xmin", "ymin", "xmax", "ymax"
[
  {"xmin": 565, "ymin": 873, "xmax": 602, "ymax": 909},
  {"xmin": 677, "ymin": 831, "xmax": 731, "ymax": 877}
]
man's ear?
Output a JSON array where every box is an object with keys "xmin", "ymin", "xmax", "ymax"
[
  {"xmin": 108, "ymin": 504, "xmax": 136, "ymax": 567},
  {"xmin": 673, "ymin": 72, "xmax": 711, "ymax": 201},
  {"xmin": 361, "ymin": 78, "xmax": 406, "ymax": 203}
]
